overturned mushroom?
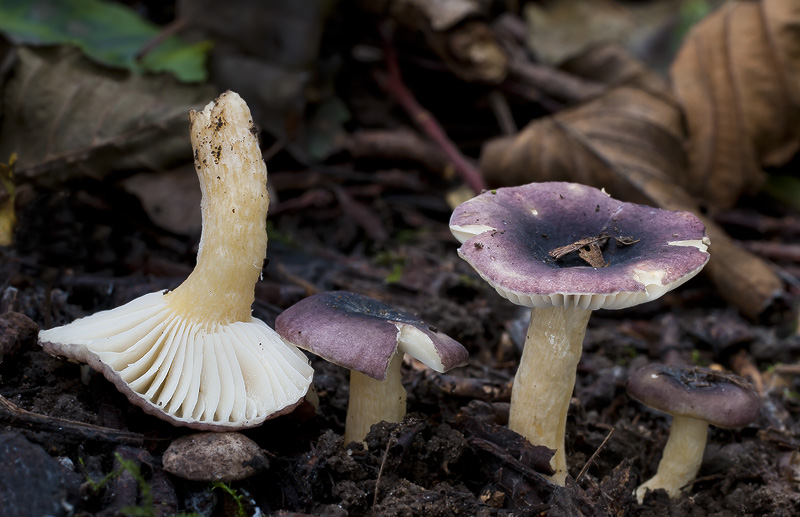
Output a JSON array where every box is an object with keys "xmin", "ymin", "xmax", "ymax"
[
  {"xmin": 275, "ymin": 291, "xmax": 469, "ymax": 445},
  {"xmin": 38, "ymin": 91, "xmax": 314, "ymax": 430},
  {"xmin": 627, "ymin": 363, "xmax": 760, "ymax": 502},
  {"xmin": 450, "ymin": 182, "xmax": 710, "ymax": 484}
]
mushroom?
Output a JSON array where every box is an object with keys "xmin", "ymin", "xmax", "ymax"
[
  {"xmin": 38, "ymin": 91, "xmax": 314, "ymax": 430},
  {"xmin": 275, "ymin": 290, "xmax": 469, "ymax": 445},
  {"xmin": 449, "ymin": 182, "xmax": 710, "ymax": 484},
  {"xmin": 627, "ymin": 363, "xmax": 760, "ymax": 502}
]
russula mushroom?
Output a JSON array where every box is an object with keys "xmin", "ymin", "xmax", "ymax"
[
  {"xmin": 449, "ymin": 182, "xmax": 710, "ymax": 484},
  {"xmin": 38, "ymin": 91, "xmax": 314, "ymax": 430},
  {"xmin": 275, "ymin": 290, "xmax": 469, "ymax": 445},
  {"xmin": 627, "ymin": 363, "xmax": 760, "ymax": 502}
]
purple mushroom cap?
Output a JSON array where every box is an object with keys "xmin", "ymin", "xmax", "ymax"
[
  {"xmin": 449, "ymin": 182, "xmax": 710, "ymax": 310},
  {"xmin": 275, "ymin": 291, "xmax": 469, "ymax": 381},
  {"xmin": 627, "ymin": 363, "xmax": 760, "ymax": 429}
]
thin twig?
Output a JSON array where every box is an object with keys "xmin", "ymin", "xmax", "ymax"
[
  {"xmin": 376, "ymin": 30, "xmax": 487, "ymax": 194},
  {"xmin": 488, "ymin": 91, "xmax": 517, "ymax": 135},
  {"xmin": 372, "ymin": 438, "xmax": 394, "ymax": 513},
  {"xmin": 0, "ymin": 394, "xmax": 150, "ymax": 446},
  {"xmin": 135, "ymin": 17, "xmax": 188, "ymax": 62},
  {"xmin": 575, "ymin": 427, "xmax": 615, "ymax": 484}
]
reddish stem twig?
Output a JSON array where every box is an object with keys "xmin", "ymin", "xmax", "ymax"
[
  {"xmin": 376, "ymin": 37, "xmax": 487, "ymax": 194},
  {"xmin": 135, "ymin": 17, "xmax": 188, "ymax": 62}
]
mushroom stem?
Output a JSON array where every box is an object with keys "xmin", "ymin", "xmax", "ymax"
[
  {"xmin": 166, "ymin": 94, "xmax": 268, "ymax": 325},
  {"xmin": 344, "ymin": 352, "xmax": 407, "ymax": 445},
  {"xmin": 509, "ymin": 305, "xmax": 592, "ymax": 485},
  {"xmin": 635, "ymin": 415, "xmax": 708, "ymax": 503}
]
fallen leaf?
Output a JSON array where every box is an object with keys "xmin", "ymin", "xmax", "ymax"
[
  {"xmin": 357, "ymin": 0, "xmax": 508, "ymax": 83},
  {"xmin": 479, "ymin": 82, "xmax": 783, "ymax": 317},
  {"xmin": 524, "ymin": 0, "xmax": 634, "ymax": 66},
  {"xmin": 120, "ymin": 165, "xmax": 201, "ymax": 236},
  {"xmin": 480, "ymin": 85, "xmax": 686, "ymax": 205},
  {"xmin": 0, "ymin": 46, "xmax": 215, "ymax": 187},
  {"xmin": 0, "ymin": 0, "xmax": 211, "ymax": 82},
  {"xmin": 671, "ymin": 0, "xmax": 800, "ymax": 209}
]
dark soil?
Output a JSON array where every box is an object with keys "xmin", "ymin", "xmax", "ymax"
[
  {"xmin": 1, "ymin": 2, "xmax": 800, "ymax": 514},
  {"xmin": 2, "ymin": 171, "xmax": 800, "ymax": 517}
]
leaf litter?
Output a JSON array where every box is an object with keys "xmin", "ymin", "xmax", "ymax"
[{"xmin": 1, "ymin": 1, "xmax": 800, "ymax": 516}]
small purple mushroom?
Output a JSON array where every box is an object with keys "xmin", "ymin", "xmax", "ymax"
[
  {"xmin": 450, "ymin": 182, "xmax": 710, "ymax": 484},
  {"xmin": 275, "ymin": 291, "xmax": 469, "ymax": 445},
  {"xmin": 628, "ymin": 363, "xmax": 760, "ymax": 502}
]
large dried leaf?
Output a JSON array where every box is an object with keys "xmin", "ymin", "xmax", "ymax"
[
  {"xmin": 671, "ymin": 0, "xmax": 800, "ymax": 209},
  {"xmin": 0, "ymin": 46, "xmax": 215, "ymax": 186},
  {"xmin": 479, "ymin": 83, "xmax": 782, "ymax": 317}
]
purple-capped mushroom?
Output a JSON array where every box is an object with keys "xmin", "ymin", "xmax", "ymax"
[
  {"xmin": 627, "ymin": 363, "xmax": 760, "ymax": 502},
  {"xmin": 38, "ymin": 92, "xmax": 314, "ymax": 430},
  {"xmin": 275, "ymin": 291, "xmax": 469, "ymax": 445},
  {"xmin": 450, "ymin": 182, "xmax": 710, "ymax": 484}
]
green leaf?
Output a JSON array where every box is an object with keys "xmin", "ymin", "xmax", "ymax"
[{"xmin": 0, "ymin": 0, "xmax": 210, "ymax": 82}]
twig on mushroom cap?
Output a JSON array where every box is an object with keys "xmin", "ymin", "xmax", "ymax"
[
  {"xmin": 38, "ymin": 91, "xmax": 314, "ymax": 431},
  {"xmin": 450, "ymin": 181, "xmax": 711, "ymax": 485}
]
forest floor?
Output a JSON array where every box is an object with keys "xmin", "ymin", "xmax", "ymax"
[
  {"xmin": 1, "ymin": 172, "xmax": 799, "ymax": 516},
  {"xmin": 2, "ymin": 1, "xmax": 800, "ymax": 516}
]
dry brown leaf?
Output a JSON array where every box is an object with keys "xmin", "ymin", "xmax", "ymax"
[
  {"xmin": 357, "ymin": 0, "xmax": 508, "ymax": 83},
  {"xmin": 481, "ymin": 85, "xmax": 686, "ymax": 204},
  {"xmin": 120, "ymin": 165, "xmax": 202, "ymax": 237},
  {"xmin": 524, "ymin": 0, "xmax": 634, "ymax": 66},
  {"xmin": 671, "ymin": 0, "xmax": 800, "ymax": 209},
  {"xmin": 0, "ymin": 46, "xmax": 215, "ymax": 187},
  {"xmin": 479, "ymin": 83, "xmax": 782, "ymax": 317}
]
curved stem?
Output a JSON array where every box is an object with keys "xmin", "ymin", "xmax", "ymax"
[
  {"xmin": 636, "ymin": 415, "xmax": 708, "ymax": 503},
  {"xmin": 166, "ymin": 92, "xmax": 269, "ymax": 325},
  {"xmin": 508, "ymin": 305, "xmax": 592, "ymax": 485},
  {"xmin": 344, "ymin": 352, "xmax": 407, "ymax": 445}
]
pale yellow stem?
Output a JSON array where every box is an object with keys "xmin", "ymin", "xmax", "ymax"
[
  {"xmin": 508, "ymin": 305, "xmax": 592, "ymax": 485},
  {"xmin": 635, "ymin": 415, "xmax": 708, "ymax": 503},
  {"xmin": 344, "ymin": 352, "xmax": 407, "ymax": 445},
  {"xmin": 165, "ymin": 92, "xmax": 268, "ymax": 326}
]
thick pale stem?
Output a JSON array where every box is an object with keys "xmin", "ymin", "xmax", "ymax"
[
  {"xmin": 166, "ymin": 92, "xmax": 268, "ymax": 325},
  {"xmin": 635, "ymin": 416, "xmax": 708, "ymax": 503},
  {"xmin": 344, "ymin": 352, "xmax": 407, "ymax": 445},
  {"xmin": 508, "ymin": 305, "xmax": 592, "ymax": 485}
]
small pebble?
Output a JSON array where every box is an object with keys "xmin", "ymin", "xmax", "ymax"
[{"xmin": 162, "ymin": 432, "xmax": 269, "ymax": 482}]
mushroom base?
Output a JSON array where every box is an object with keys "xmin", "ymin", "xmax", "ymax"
[
  {"xmin": 636, "ymin": 415, "xmax": 708, "ymax": 503},
  {"xmin": 345, "ymin": 352, "xmax": 407, "ymax": 445},
  {"xmin": 508, "ymin": 305, "xmax": 592, "ymax": 485}
]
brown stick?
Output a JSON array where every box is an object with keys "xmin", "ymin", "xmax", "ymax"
[
  {"xmin": 135, "ymin": 17, "xmax": 188, "ymax": 62},
  {"xmin": 575, "ymin": 427, "xmax": 615, "ymax": 484},
  {"xmin": 739, "ymin": 240, "xmax": 800, "ymax": 263},
  {"xmin": 376, "ymin": 34, "xmax": 487, "ymax": 194},
  {"xmin": 0, "ymin": 394, "xmax": 149, "ymax": 446}
]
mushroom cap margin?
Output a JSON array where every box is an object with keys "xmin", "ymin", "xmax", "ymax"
[
  {"xmin": 626, "ymin": 363, "xmax": 760, "ymax": 429},
  {"xmin": 449, "ymin": 182, "xmax": 710, "ymax": 310},
  {"xmin": 275, "ymin": 291, "xmax": 469, "ymax": 381},
  {"xmin": 39, "ymin": 291, "xmax": 314, "ymax": 431}
]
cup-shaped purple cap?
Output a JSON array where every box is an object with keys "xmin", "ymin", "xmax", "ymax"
[
  {"xmin": 275, "ymin": 291, "xmax": 469, "ymax": 381},
  {"xmin": 627, "ymin": 363, "xmax": 760, "ymax": 429},
  {"xmin": 450, "ymin": 182, "xmax": 710, "ymax": 310}
]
